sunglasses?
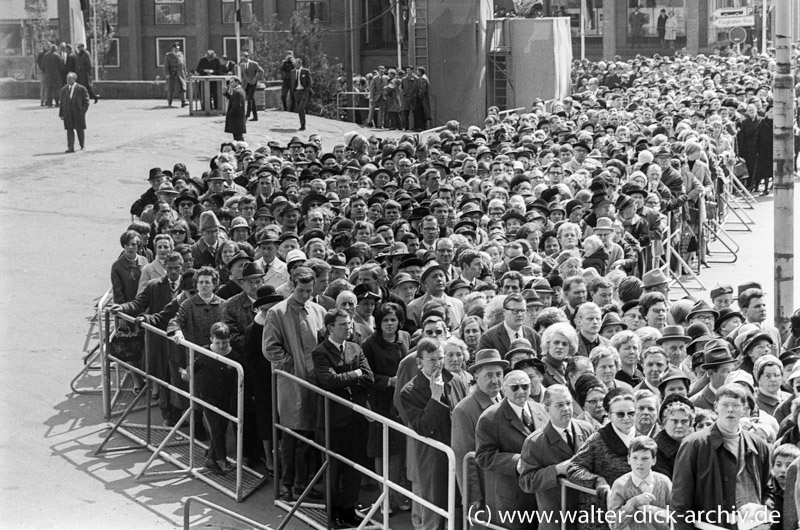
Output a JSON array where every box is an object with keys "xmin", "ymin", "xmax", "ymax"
[
  {"xmin": 171, "ymin": 229, "xmax": 186, "ymax": 234},
  {"xmin": 613, "ymin": 411, "xmax": 636, "ymax": 418},
  {"xmin": 508, "ymin": 383, "xmax": 530, "ymax": 392}
]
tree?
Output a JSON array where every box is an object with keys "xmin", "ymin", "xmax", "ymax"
[
  {"xmin": 250, "ymin": 13, "xmax": 345, "ymax": 119},
  {"xmin": 85, "ymin": 0, "xmax": 115, "ymax": 78},
  {"xmin": 25, "ymin": 0, "xmax": 54, "ymax": 78}
]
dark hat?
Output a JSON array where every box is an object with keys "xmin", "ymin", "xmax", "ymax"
[
  {"xmin": 399, "ymin": 256, "xmax": 424, "ymax": 269},
  {"xmin": 508, "ymin": 255, "xmax": 529, "ymax": 272},
  {"xmin": 600, "ymin": 312, "xmax": 628, "ymax": 332},
  {"xmin": 521, "ymin": 289, "xmax": 543, "ymax": 307},
  {"xmin": 658, "ymin": 394, "xmax": 695, "ymax": 422},
  {"xmin": 740, "ymin": 328, "xmax": 774, "ymax": 355},
  {"xmin": 573, "ymin": 140, "xmax": 591, "ymax": 153},
  {"xmin": 240, "ymin": 261, "xmax": 266, "ymax": 280},
  {"xmin": 254, "ymin": 285, "xmax": 284, "ymax": 308},
  {"xmin": 513, "ymin": 356, "xmax": 546, "ymax": 375},
  {"xmin": 392, "ymin": 272, "xmax": 420, "ymax": 288},
  {"xmin": 714, "ymin": 308, "xmax": 744, "ymax": 332},
  {"xmin": 329, "ymin": 253, "xmax": 348, "ymax": 270},
  {"xmin": 591, "ymin": 193, "xmax": 612, "ymax": 209},
  {"xmin": 301, "ymin": 192, "xmax": 329, "ymax": 215},
  {"xmin": 446, "ymin": 278, "xmax": 470, "ymax": 296},
  {"xmin": 228, "ymin": 250, "xmax": 252, "ymax": 270},
  {"xmin": 687, "ymin": 300, "xmax": 719, "ymax": 321},
  {"xmin": 505, "ymin": 347, "xmax": 537, "ymax": 362},
  {"xmin": 620, "ymin": 181, "xmax": 647, "ymax": 198},
  {"xmin": 709, "ymin": 284, "xmax": 734, "ymax": 300},
  {"xmin": 468, "ymin": 349, "xmax": 510, "ymax": 375},
  {"xmin": 148, "ymin": 167, "xmax": 164, "ymax": 181},
  {"xmin": 531, "ymin": 277, "xmax": 553, "ymax": 294},
  {"xmin": 564, "ymin": 199, "xmax": 584, "ymax": 215},
  {"xmin": 254, "ymin": 206, "xmax": 272, "ymax": 220},
  {"xmin": 701, "ymin": 339, "xmax": 736, "ymax": 368},
  {"xmin": 175, "ymin": 189, "xmax": 200, "ymax": 205},
  {"xmin": 502, "ymin": 210, "xmax": 526, "ymax": 224},
  {"xmin": 287, "ymin": 136, "xmax": 304, "ymax": 148},
  {"xmin": 409, "ymin": 206, "xmax": 430, "ymax": 221},
  {"xmin": 420, "ymin": 261, "xmax": 446, "ymax": 284},
  {"xmin": 278, "ymin": 231, "xmax": 299, "ymax": 244},
  {"xmin": 353, "ymin": 284, "xmax": 381, "ymax": 301},
  {"xmin": 459, "ymin": 202, "xmax": 485, "ymax": 217},
  {"xmin": 616, "ymin": 194, "xmax": 636, "ymax": 211}
]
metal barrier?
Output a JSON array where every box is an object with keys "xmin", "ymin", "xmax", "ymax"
[
  {"xmin": 95, "ymin": 310, "xmax": 267, "ymax": 502},
  {"xmin": 187, "ymin": 75, "xmax": 232, "ymax": 116},
  {"xmin": 462, "ymin": 451, "xmax": 510, "ymax": 530},
  {"xmin": 183, "ymin": 495, "xmax": 270, "ymax": 530},
  {"xmin": 497, "ymin": 107, "xmax": 526, "ymax": 118},
  {"xmin": 336, "ymin": 91, "xmax": 370, "ymax": 115},
  {"xmin": 421, "ymin": 124, "xmax": 447, "ymax": 138},
  {"xmin": 272, "ymin": 368, "xmax": 458, "ymax": 530},
  {"xmin": 70, "ymin": 287, "xmax": 113, "ymax": 395},
  {"xmin": 558, "ymin": 479, "xmax": 597, "ymax": 530}
]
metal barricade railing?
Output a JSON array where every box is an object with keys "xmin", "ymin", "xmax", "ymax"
[
  {"xmin": 336, "ymin": 91, "xmax": 370, "ymax": 114},
  {"xmin": 558, "ymin": 478, "xmax": 597, "ymax": 530},
  {"xmin": 95, "ymin": 310, "xmax": 267, "ymax": 502},
  {"xmin": 497, "ymin": 107, "xmax": 526, "ymax": 119},
  {"xmin": 183, "ymin": 495, "xmax": 270, "ymax": 530},
  {"xmin": 421, "ymin": 124, "xmax": 447, "ymax": 138},
  {"xmin": 70, "ymin": 287, "xmax": 113, "ymax": 395},
  {"xmin": 462, "ymin": 451, "xmax": 510, "ymax": 530},
  {"xmin": 272, "ymin": 368, "xmax": 458, "ymax": 530}
]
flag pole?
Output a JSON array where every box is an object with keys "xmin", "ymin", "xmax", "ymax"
[
  {"xmin": 580, "ymin": 0, "xmax": 586, "ymax": 60},
  {"xmin": 93, "ymin": 0, "xmax": 99, "ymax": 81},
  {"xmin": 235, "ymin": 0, "xmax": 242, "ymax": 77}
]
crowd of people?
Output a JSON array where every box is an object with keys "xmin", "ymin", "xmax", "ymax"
[{"xmin": 105, "ymin": 47, "xmax": 800, "ymax": 530}]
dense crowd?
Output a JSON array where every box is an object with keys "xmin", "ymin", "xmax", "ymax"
[{"xmin": 106, "ymin": 48, "xmax": 800, "ymax": 530}]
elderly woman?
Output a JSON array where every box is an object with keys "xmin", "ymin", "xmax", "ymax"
[
  {"xmin": 653, "ymin": 394, "xmax": 695, "ymax": 479},
  {"xmin": 753, "ymin": 354, "xmax": 791, "ymax": 417},
  {"xmin": 557, "ymin": 222, "xmax": 582, "ymax": 252},
  {"xmin": 541, "ymin": 322, "xmax": 579, "ymax": 387},
  {"xmin": 590, "ymin": 345, "xmax": 634, "ymax": 392},
  {"xmin": 361, "ymin": 302, "xmax": 410, "ymax": 512},
  {"xmin": 736, "ymin": 327, "xmax": 775, "ymax": 376},
  {"xmin": 574, "ymin": 373, "xmax": 608, "ymax": 430},
  {"xmin": 567, "ymin": 390, "xmax": 636, "ymax": 530},
  {"xmin": 555, "ymin": 251, "xmax": 583, "ymax": 281},
  {"xmin": 443, "ymin": 336, "xmax": 472, "ymax": 387},
  {"xmin": 610, "ymin": 331, "xmax": 644, "ymax": 388},
  {"xmin": 457, "ymin": 315, "xmax": 484, "ymax": 362},
  {"xmin": 137, "ymin": 234, "xmax": 174, "ymax": 294}
]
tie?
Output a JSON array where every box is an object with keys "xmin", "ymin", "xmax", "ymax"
[
  {"xmin": 439, "ymin": 384, "xmax": 450, "ymax": 408},
  {"xmin": 565, "ymin": 427, "xmax": 574, "ymax": 451},
  {"xmin": 515, "ymin": 331, "xmax": 520, "ymax": 340},
  {"xmin": 171, "ymin": 281, "xmax": 179, "ymax": 296},
  {"xmin": 522, "ymin": 407, "xmax": 534, "ymax": 432}
]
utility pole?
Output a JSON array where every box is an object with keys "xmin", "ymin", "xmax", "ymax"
[{"xmin": 772, "ymin": 0, "xmax": 794, "ymax": 337}]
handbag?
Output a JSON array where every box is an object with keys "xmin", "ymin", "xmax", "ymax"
[
  {"xmin": 109, "ymin": 324, "xmax": 144, "ymax": 363},
  {"xmin": 732, "ymin": 158, "xmax": 748, "ymax": 178}
]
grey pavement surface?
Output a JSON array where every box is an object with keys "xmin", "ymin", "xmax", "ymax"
[{"xmin": 0, "ymin": 98, "xmax": 797, "ymax": 529}]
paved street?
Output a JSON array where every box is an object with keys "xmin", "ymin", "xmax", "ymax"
[{"xmin": 0, "ymin": 98, "xmax": 797, "ymax": 529}]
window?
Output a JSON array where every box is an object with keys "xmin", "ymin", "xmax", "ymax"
[
  {"xmin": 0, "ymin": 23, "xmax": 23, "ymax": 56},
  {"xmin": 156, "ymin": 37, "xmax": 185, "ymax": 67},
  {"xmin": 155, "ymin": 0, "xmax": 184, "ymax": 25},
  {"xmin": 223, "ymin": 37, "xmax": 253, "ymax": 63},
  {"xmin": 106, "ymin": 0, "xmax": 119, "ymax": 28},
  {"xmin": 222, "ymin": 0, "xmax": 255, "ymax": 24},
  {"xmin": 296, "ymin": 0, "xmax": 330, "ymax": 23},
  {"xmin": 103, "ymin": 38, "xmax": 120, "ymax": 68}
]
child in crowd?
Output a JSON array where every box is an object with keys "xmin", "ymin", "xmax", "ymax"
[
  {"xmin": 608, "ymin": 436, "xmax": 672, "ymax": 530},
  {"xmin": 766, "ymin": 443, "xmax": 800, "ymax": 530}
]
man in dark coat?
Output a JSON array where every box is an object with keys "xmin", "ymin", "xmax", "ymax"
[
  {"xmin": 291, "ymin": 58, "xmax": 313, "ymax": 131},
  {"xmin": 312, "ymin": 308, "xmax": 374, "ymax": 528},
  {"xmin": 74, "ymin": 43, "xmax": 99, "ymax": 104},
  {"xmin": 42, "ymin": 44, "xmax": 63, "ymax": 107},
  {"xmin": 63, "ymin": 44, "xmax": 77, "ymax": 84},
  {"xmin": 753, "ymin": 105, "xmax": 774, "ymax": 195},
  {"xmin": 240, "ymin": 51, "xmax": 264, "ymax": 121},
  {"xmin": 478, "ymin": 293, "xmax": 541, "ymax": 356},
  {"xmin": 163, "ymin": 41, "xmax": 187, "ymax": 107},
  {"xmin": 58, "ymin": 72, "xmax": 90, "ymax": 152},
  {"xmin": 279, "ymin": 53, "xmax": 295, "ymax": 111},
  {"xmin": 224, "ymin": 76, "xmax": 246, "ymax": 141}
]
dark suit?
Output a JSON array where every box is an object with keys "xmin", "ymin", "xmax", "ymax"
[
  {"xmin": 518, "ymin": 419, "xmax": 595, "ymax": 530},
  {"xmin": 59, "ymin": 82, "xmax": 90, "ymax": 151},
  {"xmin": 475, "ymin": 399, "xmax": 548, "ymax": 530},
  {"xmin": 221, "ymin": 291, "xmax": 255, "ymax": 353},
  {"xmin": 690, "ymin": 383, "xmax": 716, "ymax": 410},
  {"xmin": 224, "ymin": 84, "xmax": 246, "ymax": 141},
  {"xmin": 240, "ymin": 59, "xmax": 263, "ymax": 119},
  {"xmin": 401, "ymin": 369, "xmax": 467, "ymax": 530},
  {"xmin": 312, "ymin": 339, "xmax": 374, "ymax": 519},
  {"xmin": 42, "ymin": 50, "xmax": 63, "ymax": 106},
  {"xmin": 62, "ymin": 52, "xmax": 76, "ymax": 83},
  {"xmin": 291, "ymin": 67, "xmax": 313, "ymax": 129},
  {"xmin": 478, "ymin": 323, "xmax": 542, "ymax": 357}
]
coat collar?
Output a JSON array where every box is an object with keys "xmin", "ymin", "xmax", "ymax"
[{"xmin": 598, "ymin": 422, "xmax": 630, "ymax": 456}]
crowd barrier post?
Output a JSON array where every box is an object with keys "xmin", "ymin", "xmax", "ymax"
[
  {"xmin": 94, "ymin": 310, "xmax": 265, "ymax": 502},
  {"xmin": 421, "ymin": 125, "xmax": 448, "ymax": 138},
  {"xmin": 558, "ymin": 479, "xmax": 596, "ymax": 530},
  {"xmin": 461, "ymin": 451, "xmax": 511, "ymax": 530},
  {"xmin": 183, "ymin": 495, "xmax": 270, "ymax": 530},
  {"xmin": 335, "ymin": 91, "xmax": 370, "ymax": 118},
  {"xmin": 497, "ymin": 107, "xmax": 526, "ymax": 119},
  {"xmin": 70, "ymin": 288, "xmax": 113, "ymax": 395},
  {"xmin": 272, "ymin": 368, "xmax": 458, "ymax": 530}
]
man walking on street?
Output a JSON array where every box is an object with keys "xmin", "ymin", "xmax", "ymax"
[
  {"xmin": 163, "ymin": 42, "xmax": 187, "ymax": 107},
  {"xmin": 74, "ymin": 43, "xmax": 99, "ymax": 104},
  {"xmin": 59, "ymin": 72, "xmax": 90, "ymax": 153},
  {"xmin": 42, "ymin": 44, "xmax": 62, "ymax": 107},
  {"xmin": 240, "ymin": 51, "xmax": 264, "ymax": 121},
  {"xmin": 280, "ymin": 52, "xmax": 295, "ymax": 112},
  {"xmin": 224, "ymin": 77, "xmax": 247, "ymax": 142},
  {"xmin": 291, "ymin": 58, "xmax": 312, "ymax": 131}
]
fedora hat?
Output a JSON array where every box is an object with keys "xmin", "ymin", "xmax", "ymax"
[
  {"xmin": 468, "ymin": 349, "xmax": 510, "ymax": 375},
  {"xmin": 353, "ymin": 284, "xmax": 381, "ymax": 301},
  {"xmin": 157, "ymin": 182, "xmax": 179, "ymax": 196},
  {"xmin": 148, "ymin": 167, "xmax": 164, "ymax": 181},
  {"xmin": 420, "ymin": 261, "xmax": 446, "ymax": 284},
  {"xmin": 175, "ymin": 189, "xmax": 199, "ymax": 205},
  {"xmin": 199, "ymin": 210, "xmax": 222, "ymax": 231},
  {"xmin": 254, "ymin": 285, "xmax": 284, "ymax": 308},
  {"xmin": 240, "ymin": 261, "xmax": 266, "ymax": 280},
  {"xmin": 642, "ymin": 269, "xmax": 669, "ymax": 288},
  {"xmin": 657, "ymin": 365, "xmax": 690, "ymax": 392},
  {"xmin": 709, "ymin": 283, "xmax": 733, "ymax": 300},
  {"xmin": 594, "ymin": 217, "xmax": 614, "ymax": 233},
  {"xmin": 521, "ymin": 289, "xmax": 543, "ymax": 307},
  {"xmin": 656, "ymin": 325, "xmax": 691, "ymax": 345},
  {"xmin": 392, "ymin": 272, "xmax": 419, "ymax": 288},
  {"xmin": 687, "ymin": 300, "xmax": 719, "ymax": 321},
  {"xmin": 600, "ymin": 311, "xmax": 628, "ymax": 332},
  {"xmin": 329, "ymin": 253, "xmax": 347, "ymax": 270},
  {"xmin": 228, "ymin": 250, "xmax": 252, "ymax": 270},
  {"xmin": 701, "ymin": 339, "xmax": 736, "ymax": 368},
  {"xmin": 714, "ymin": 307, "xmax": 744, "ymax": 332}
]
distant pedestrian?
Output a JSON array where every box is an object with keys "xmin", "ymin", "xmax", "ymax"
[
  {"xmin": 163, "ymin": 41, "xmax": 187, "ymax": 107},
  {"xmin": 291, "ymin": 58, "xmax": 313, "ymax": 131},
  {"xmin": 74, "ymin": 43, "xmax": 99, "ymax": 104},
  {"xmin": 42, "ymin": 44, "xmax": 63, "ymax": 107},
  {"xmin": 240, "ymin": 51, "xmax": 264, "ymax": 121},
  {"xmin": 280, "ymin": 52, "xmax": 295, "ymax": 112},
  {"xmin": 629, "ymin": 7, "xmax": 646, "ymax": 49},
  {"xmin": 223, "ymin": 77, "xmax": 246, "ymax": 141},
  {"xmin": 59, "ymin": 72, "xmax": 90, "ymax": 152}
]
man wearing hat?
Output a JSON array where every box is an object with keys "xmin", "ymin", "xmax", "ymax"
[
  {"xmin": 642, "ymin": 269, "xmax": 669, "ymax": 297},
  {"xmin": 406, "ymin": 262, "xmax": 464, "ymax": 330},
  {"xmin": 222, "ymin": 261, "xmax": 265, "ymax": 352},
  {"xmin": 479, "ymin": 294, "xmax": 542, "ymax": 357},
  {"xmin": 163, "ymin": 41, "xmax": 187, "ymax": 107},
  {"xmin": 518, "ymin": 384, "xmax": 595, "ymax": 530},
  {"xmin": 657, "ymin": 324, "xmax": 693, "ymax": 381},
  {"xmin": 451, "ymin": 349, "xmax": 509, "ymax": 515},
  {"xmin": 256, "ymin": 232, "xmax": 289, "ymax": 289},
  {"xmin": 690, "ymin": 339, "xmax": 737, "ymax": 410},
  {"xmin": 401, "ymin": 337, "xmax": 468, "ymax": 530},
  {"xmin": 474, "ymin": 369, "xmax": 548, "ymax": 530},
  {"xmin": 191, "ymin": 211, "xmax": 223, "ymax": 268},
  {"xmin": 130, "ymin": 168, "xmax": 168, "ymax": 217}
]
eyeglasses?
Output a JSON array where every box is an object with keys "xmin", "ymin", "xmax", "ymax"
[
  {"xmin": 613, "ymin": 411, "xmax": 636, "ymax": 418},
  {"xmin": 507, "ymin": 383, "xmax": 530, "ymax": 392},
  {"xmin": 505, "ymin": 308, "xmax": 526, "ymax": 315},
  {"xmin": 424, "ymin": 329, "xmax": 445, "ymax": 336}
]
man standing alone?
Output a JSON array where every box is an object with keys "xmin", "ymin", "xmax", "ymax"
[
  {"xmin": 163, "ymin": 42, "xmax": 187, "ymax": 107},
  {"xmin": 224, "ymin": 77, "xmax": 246, "ymax": 142},
  {"xmin": 59, "ymin": 72, "xmax": 90, "ymax": 153},
  {"xmin": 74, "ymin": 43, "xmax": 99, "ymax": 104},
  {"xmin": 291, "ymin": 58, "xmax": 313, "ymax": 131},
  {"xmin": 240, "ymin": 51, "xmax": 264, "ymax": 121}
]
